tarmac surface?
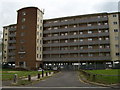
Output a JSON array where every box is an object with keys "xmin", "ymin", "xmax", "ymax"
[{"xmin": 2, "ymin": 71, "xmax": 120, "ymax": 90}]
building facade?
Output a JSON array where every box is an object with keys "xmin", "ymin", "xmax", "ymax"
[{"xmin": 2, "ymin": 7, "xmax": 120, "ymax": 70}]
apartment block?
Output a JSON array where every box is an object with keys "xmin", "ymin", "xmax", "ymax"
[{"xmin": 2, "ymin": 7, "xmax": 120, "ymax": 70}]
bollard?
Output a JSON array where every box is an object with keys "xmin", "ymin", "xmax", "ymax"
[
  {"xmin": 38, "ymin": 73, "xmax": 40, "ymax": 79},
  {"xmin": 42, "ymin": 70, "xmax": 44, "ymax": 77},
  {"xmin": 28, "ymin": 75, "xmax": 31, "ymax": 81},
  {"xmin": 13, "ymin": 74, "xmax": 17, "ymax": 83},
  {"xmin": 46, "ymin": 72, "xmax": 48, "ymax": 76},
  {"xmin": 49, "ymin": 71, "xmax": 51, "ymax": 75},
  {"xmin": 92, "ymin": 74, "xmax": 96, "ymax": 81}
]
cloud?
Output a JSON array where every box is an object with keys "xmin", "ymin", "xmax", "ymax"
[{"xmin": 93, "ymin": 1, "xmax": 118, "ymax": 12}]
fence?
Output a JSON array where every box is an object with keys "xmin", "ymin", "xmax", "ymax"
[{"xmin": 80, "ymin": 70, "xmax": 120, "ymax": 84}]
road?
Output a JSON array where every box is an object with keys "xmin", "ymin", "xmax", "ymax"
[
  {"xmin": 27, "ymin": 71, "xmax": 96, "ymax": 87},
  {"xmin": 2, "ymin": 71, "xmax": 120, "ymax": 90}
]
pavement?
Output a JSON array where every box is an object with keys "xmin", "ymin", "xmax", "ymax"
[{"xmin": 2, "ymin": 71, "xmax": 120, "ymax": 90}]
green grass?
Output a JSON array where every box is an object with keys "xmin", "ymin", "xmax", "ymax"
[
  {"xmin": 83, "ymin": 69, "xmax": 120, "ymax": 84},
  {"xmin": 2, "ymin": 69, "xmax": 50, "ymax": 81}
]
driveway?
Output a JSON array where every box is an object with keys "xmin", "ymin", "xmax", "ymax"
[{"xmin": 27, "ymin": 71, "xmax": 97, "ymax": 87}]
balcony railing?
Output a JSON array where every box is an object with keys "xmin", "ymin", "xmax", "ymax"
[
  {"xmin": 43, "ymin": 40, "xmax": 110, "ymax": 47},
  {"xmin": 8, "ymin": 52, "xmax": 16, "ymax": 56},
  {"xmin": 9, "ymin": 28, "xmax": 16, "ymax": 31},
  {"xmin": 43, "ymin": 56, "xmax": 111, "ymax": 62},
  {"xmin": 44, "ymin": 17, "xmax": 108, "ymax": 27},
  {"xmin": 43, "ymin": 32, "xmax": 109, "ymax": 40},
  {"xmin": 8, "ymin": 58, "xmax": 15, "ymax": 62},
  {"xmin": 9, "ymin": 34, "xmax": 16, "ymax": 37},
  {"xmin": 43, "ymin": 25, "xmax": 109, "ymax": 34},
  {"xmin": 8, "ymin": 46, "xmax": 16, "ymax": 49},
  {"xmin": 43, "ymin": 48, "xmax": 110, "ymax": 54},
  {"xmin": 8, "ymin": 40, "xmax": 16, "ymax": 43}
]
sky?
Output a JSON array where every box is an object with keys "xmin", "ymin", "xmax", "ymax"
[{"xmin": 0, "ymin": 0, "xmax": 120, "ymax": 33}]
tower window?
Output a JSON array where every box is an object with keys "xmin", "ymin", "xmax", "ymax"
[{"xmin": 22, "ymin": 12, "xmax": 26, "ymax": 16}]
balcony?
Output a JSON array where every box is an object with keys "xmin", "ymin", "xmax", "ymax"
[
  {"xmin": 8, "ymin": 58, "xmax": 15, "ymax": 62},
  {"xmin": 9, "ymin": 34, "xmax": 16, "ymax": 37},
  {"xmin": 43, "ymin": 56, "xmax": 111, "ymax": 62},
  {"xmin": 43, "ymin": 48, "xmax": 110, "ymax": 54},
  {"xmin": 8, "ymin": 46, "xmax": 16, "ymax": 49},
  {"xmin": 18, "ymin": 51, "xmax": 26, "ymax": 54},
  {"xmin": 43, "ymin": 40, "xmax": 110, "ymax": 47},
  {"xmin": 44, "ymin": 17, "xmax": 108, "ymax": 27},
  {"xmin": 43, "ymin": 32, "xmax": 109, "ymax": 40},
  {"xmin": 8, "ymin": 40, "xmax": 16, "ymax": 43},
  {"xmin": 43, "ymin": 25, "xmax": 109, "ymax": 34},
  {"xmin": 8, "ymin": 52, "xmax": 15, "ymax": 56},
  {"xmin": 9, "ymin": 28, "xmax": 16, "ymax": 31}
]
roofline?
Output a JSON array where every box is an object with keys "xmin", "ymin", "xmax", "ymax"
[
  {"xmin": 3, "ymin": 24, "xmax": 17, "ymax": 28},
  {"xmin": 17, "ymin": 6, "xmax": 44, "ymax": 14},
  {"xmin": 44, "ymin": 12, "xmax": 120, "ymax": 21}
]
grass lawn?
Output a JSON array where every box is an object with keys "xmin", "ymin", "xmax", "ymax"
[
  {"xmin": 2, "ymin": 69, "xmax": 50, "ymax": 81},
  {"xmin": 84, "ymin": 69, "xmax": 120, "ymax": 84}
]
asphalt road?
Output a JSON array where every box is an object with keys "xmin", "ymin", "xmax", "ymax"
[
  {"xmin": 27, "ymin": 71, "xmax": 96, "ymax": 87},
  {"xmin": 2, "ymin": 71, "xmax": 120, "ymax": 90}
]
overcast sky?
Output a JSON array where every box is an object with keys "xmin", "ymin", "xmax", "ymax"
[{"xmin": 0, "ymin": 0, "xmax": 120, "ymax": 33}]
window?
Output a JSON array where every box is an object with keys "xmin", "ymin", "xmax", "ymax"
[
  {"xmin": 113, "ymin": 22, "xmax": 117, "ymax": 24},
  {"xmin": 99, "ymin": 53, "xmax": 103, "ymax": 56},
  {"xmin": 99, "ymin": 46, "xmax": 103, "ymax": 48},
  {"xmin": 22, "ymin": 12, "xmax": 26, "ymax": 16},
  {"xmin": 80, "ymin": 39, "xmax": 83, "ymax": 42},
  {"xmin": 54, "ymin": 21, "xmax": 58, "ymax": 23},
  {"xmin": 5, "ymin": 33, "xmax": 7, "ymax": 35},
  {"xmin": 37, "ymin": 54, "xmax": 39, "ymax": 58},
  {"xmin": 105, "ymin": 30, "xmax": 108, "ymax": 32},
  {"xmin": 98, "ymin": 16, "xmax": 101, "ymax": 18},
  {"xmin": 88, "ymin": 31, "xmax": 92, "ymax": 34},
  {"xmin": 104, "ymin": 22, "xmax": 108, "ymax": 25},
  {"xmin": 65, "ymin": 40, "xmax": 68, "ymax": 43},
  {"xmin": 5, "ymin": 39, "xmax": 7, "ymax": 41},
  {"xmin": 106, "ymin": 53, "xmax": 110, "ymax": 56},
  {"xmin": 20, "ymin": 32, "xmax": 25, "ymax": 36},
  {"xmin": 22, "ymin": 18, "xmax": 25, "ymax": 22},
  {"xmin": 115, "ymin": 36, "xmax": 119, "ymax": 40},
  {"xmin": 88, "ymin": 54, "xmax": 93, "ymax": 57},
  {"xmin": 106, "ymin": 45, "xmax": 110, "ymax": 48},
  {"xmin": 80, "ymin": 46, "xmax": 83, "ymax": 49},
  {"xmin": 116, "ymin": 53, "xmax": 120, "ymax": 56},
  {"xmin": 80, "ymin": 32, "xmax": 83, "ymax": 34},
  {"xmin": 87, "ymin": 24, "xmax": 92, "ymax": 26},
  {"xmin": 20, "ymin": 46, "xmax": 24, "ymax": 51},
  {"xmin": 40, "ymin": 26, "xmax": 42, "ymax": 30},
  {"xmin": 65, "ymin": 33, "xmax": 68, "ymax": 36},
  {"xmin": 105, "ymin": 37, "xmax": 109, "ymax": 40},
  {"xmin": 20, "ymin": 40, "xmax": 25, "ymax": 43},
  {"xmin": 115, "ymin": 44, "xmax": 119, "ymax": 48},
  {"xmin": 99, "ymin": 38, "xmax": 102, "ymax": 40},
  {"xmin": 74, "ymin": 39, "xmax": 77, "ymax": 42},
  {"xmin": 73, "ymin": 25, "xmax": 76, "ymax": 27},
  {"xmin": 114, "ymin": 29, "xmax": 119, "ymax": 32},
  {"xmin": 98, "ymin": 30, "xmax": 102, "ymax": 33},
  {"xmin": 74, "ymin": 32, "xmax": 77, "ymax": 35},
  {"xmin": 88, "ymin": 38, "xmax": 92, "ymax": 41},
  {"xmin": 48, "ymin": 27, "xmax": 52, "ymax": 30},
  {"xmin": 54, "ymin": 27, "xmax": 58, "ymax": 29},
  {"xmin": 113, "ymin": 14, "xmax": 117, "ymax": 17},
  {"xmin": 98, "ymin": 23, "xmax": 101, "ymax": 25},
  {"xmin": 88, "ymin": 46, "xmax": 92, "ymax": 49},
  {"xmin": 37, "ymin": 47, "xmax": 39, "ymax": 50},
  {"xmin": 65, "ymin": 26, "xmax": 68, "ymax": 28},
  {"xmin": 21, "ymin": 25, "xmax": 25, "ymax": 29}
]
